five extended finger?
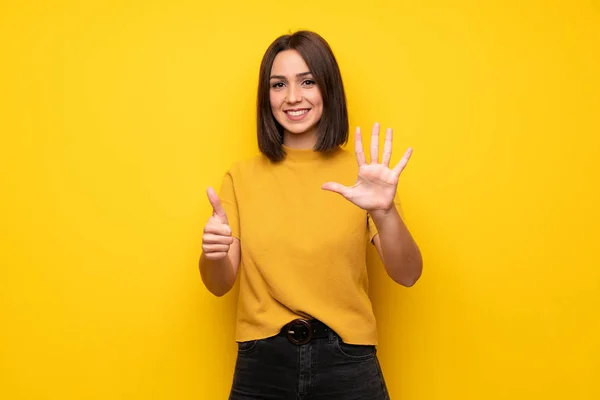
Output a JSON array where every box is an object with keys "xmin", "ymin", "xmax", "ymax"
[
  {"xmin": 321, "ymin": 181, "xmax": 350, "ymax": 197},
  {"xmin": 370, "ymin": 122, "xmax": 380, "ymax": 164},
  {"xmin": 381, "ymin": 127, "xmax": 393, "ymax": 167},
  {"xmin": 355, "ymin": 127, "xmax": 366, "ymax": 166},
  {"xmin": 392, "ymin": 147, "xmax": 413, "ymax": 178}
]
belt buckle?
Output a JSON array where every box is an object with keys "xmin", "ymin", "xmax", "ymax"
[{"xmin": 286, "ymin": 319, "xmax": 312, "ymax": 345}]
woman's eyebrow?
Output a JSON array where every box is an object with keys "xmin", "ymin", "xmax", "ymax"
[{"xmin": 269, "ymin": 72, "xmax": 313, "ymax": 80}]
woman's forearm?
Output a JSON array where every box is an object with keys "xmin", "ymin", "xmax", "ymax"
[{"xmin": 370, "ymin": 207, "xmax": 423, "ymax": 287}]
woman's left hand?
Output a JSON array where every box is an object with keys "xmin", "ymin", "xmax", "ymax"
[{"xmin": 322, "ymin": 122, "xmax": 412, "ymax": 213}]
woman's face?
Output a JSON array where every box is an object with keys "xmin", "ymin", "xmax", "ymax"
[{"xmin": 269, "ymin": 50, "xmax": 323, "ymax": 147}]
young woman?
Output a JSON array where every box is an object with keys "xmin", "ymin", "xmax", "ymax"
[{"xmin": 199, "ymin": 30, "xmax": 422, "ymax": 400}]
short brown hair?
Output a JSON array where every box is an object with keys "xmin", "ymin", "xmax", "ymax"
[{"xmin": 257, "ymin": 31, "xmax": 349, "ymax": 162}]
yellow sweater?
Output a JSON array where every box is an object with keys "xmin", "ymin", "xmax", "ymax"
[{"xmin": 219, "ymin": 145, "xmax": 380, "ymax": 345}]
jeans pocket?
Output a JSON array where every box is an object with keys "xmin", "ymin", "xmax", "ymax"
[
  {"xmin": 237, "ymin": 340, "xmax": 259, "ymax": 354},
  {"xmin": 334, "ymin": 337, "xmax": 376, "ymax": 360}
]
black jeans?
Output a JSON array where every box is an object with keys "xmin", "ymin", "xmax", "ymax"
[{"xmin": 229, "ymin": 330, "xmax": 390, "ymax": 399}]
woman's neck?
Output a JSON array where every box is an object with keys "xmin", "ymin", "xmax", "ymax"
[{"xmin": 283, "ymin": 128, "xmax": 318, "ymax": 150}]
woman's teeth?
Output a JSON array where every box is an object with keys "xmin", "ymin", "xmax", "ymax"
[{"xmin": 286, "ymin": 110, "xmax": 308, "ymax": 116}]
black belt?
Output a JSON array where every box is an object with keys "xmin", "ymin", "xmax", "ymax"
[{"xmin": 278, "ymin": 318, "xmax": 331, "ymax": 345}]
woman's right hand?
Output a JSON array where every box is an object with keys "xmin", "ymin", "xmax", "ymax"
[{"xmin": 202, "ymin": 187, "xmax": 234, "ymax": 260}]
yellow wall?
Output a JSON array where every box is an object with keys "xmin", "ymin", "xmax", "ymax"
[{"xmin": 1, "ymin": 1, "xmax": 598, "ymax": 399}]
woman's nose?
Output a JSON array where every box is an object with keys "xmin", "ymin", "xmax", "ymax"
[{"xmin": 286, "ymin": 85, "xmax": 302, "ymax": 103}]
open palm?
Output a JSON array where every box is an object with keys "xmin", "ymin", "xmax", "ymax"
[{"xmin": 322, "ymin": 122, "xmax": 412, "ymax": 212}]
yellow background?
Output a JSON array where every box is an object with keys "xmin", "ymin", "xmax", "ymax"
[{"xmin": 1, "ymin": 0, "xmax": 599, "ymax": 399}]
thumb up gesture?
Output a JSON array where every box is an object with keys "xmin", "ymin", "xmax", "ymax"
[{"xmin": 202, "ymin": 187, "xmax": 234, "ymax": 260}]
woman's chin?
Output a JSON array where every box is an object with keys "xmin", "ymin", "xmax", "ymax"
[{"xmin": 282, "ymin": 122, "xmax": 318, "ymax": 136}]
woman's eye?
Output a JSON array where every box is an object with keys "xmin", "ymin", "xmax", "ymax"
[
  {"xmin": 271, "ymin": 82, "xmax": 284, "ymax": 89},
  {"xmin": 303, "ymin": 79, "xmax": 316, "ymax": 86}
]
